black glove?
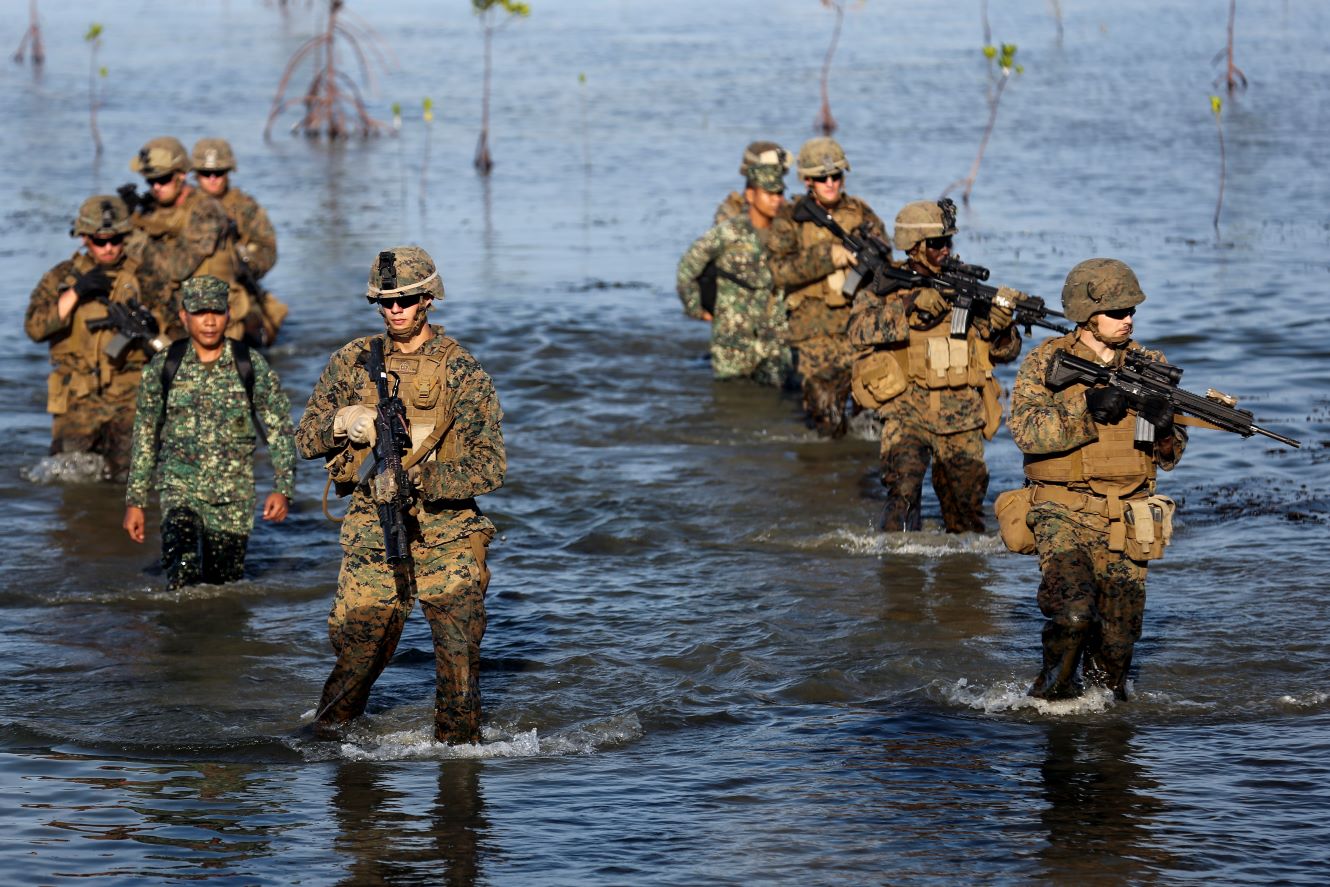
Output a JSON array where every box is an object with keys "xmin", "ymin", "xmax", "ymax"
[
  {"xmin": 1085, "ymin": 386, "xmax": 1128, "ymax": 425},
  {"xmin": 72, "ymin": 268, "xmax": 112, "ymax": 301},
  {"xmin": 1137, "ymin": 394, "xmax": 1174, "ymax": 435}
]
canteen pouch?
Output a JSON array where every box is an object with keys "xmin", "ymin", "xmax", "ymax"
[
  {"xmin": 1120, "ymin": 494, "xmax": 1175, "ymax": 561},
  {"xmin": 851, "ymin": 350, "xmax": 906, "ymax": 409},
  {"xmin": 994, "ymin": 486, "xmax": 1037, "ymax": 555},
  {"xmin": 46, "ymin": 371, "xmax": 70, "ymax": 415}
]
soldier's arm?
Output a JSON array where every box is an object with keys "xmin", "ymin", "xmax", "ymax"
[
  {"xmin": 295, "ymin": 346, "xmax": 359, "ymax": 459},
  {"xmin": 1008, "ymin": 346, "xmax": 1098, "ymax": 455},
  {"xmin": 417, "ymin": 357, "xmax": 506, "ymax": 502},
  {"xmin": 985, "ymin": 323, "xmax": 1023, "ymax": 363},
  {"xmin": 1136, "ymin": 346, "xmax": 1189, "ymax": 471},
  {"xmin": 846, "ymin": 289, "xmax": 909, "ymax": 347},
  {"xmin": 676, "ymin": 225, "xmax": 727, "ymax": 319},
  {"xmin": 125, "ymin": 353, "xmax": 167, "ymax": 509},
  {"xmin": 236, "ymin": 194, "xmax": 278, "ymax": 278},
  {"xmin": 765, "ymin": 212, "xmax": 837, "ymax": 291},
  {"xmin": 24, "ymin": 266, "xmax": 76, "ymax": 342},
  {"xmin": 251, "ymin": 352, "xmax": 298, "ymax": 499},
  {"xmin": 154, "ymin": 198, "xmax": 227, "ymax": 284}
]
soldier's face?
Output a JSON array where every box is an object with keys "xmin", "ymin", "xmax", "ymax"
[
  {"xmin": 181, "ymin": 308, "xmax": 228, "ymax": 349},
  {"xmin": 83, "ymin": 234, "xmax": 125, "ymax": 266},
  {"xmin": 805, "ymin": 173, "xmax": 843, "ymax": 207},
  {"xmin": 379, "ymin": 294, "xmax": 431, "ymax": 336},
  {"xmin": 150, "ymin": 171, "xmax": 186, "ymax": 206},
  {"xmin": 745, "ymin": 187, "xmax": 785, "ymax": 222},
  {"xmin": 1091, "ymin": 308, "xmax": 1134, "ymax": 342},
  {"xmin": 196, "ymin": 169, "xmax": 229, "ymax": 198}
]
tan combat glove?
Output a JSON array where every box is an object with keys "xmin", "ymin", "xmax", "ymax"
[
  {"xmin": 334, "ymin": 405, "xmax": 377, "ymax": 446},
  {"xmin": 991, "ymin": 286, "xmax": 1025, "ymax": 330},
  {"xmin": 830, "ymin": 243, "xmax": 857, "ymax": 270},
  {"xmin": 911, "ymin": 287, "xmax": 950, "ymax": 319}
]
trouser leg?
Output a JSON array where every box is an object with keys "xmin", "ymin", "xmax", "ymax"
[
  {"xmin": 930, "ymin": 429, "xmax": 989, "ymax": 534},
  {"xmin": 1029, "ymin": 505, "xmax": 1100, "ymax": 699},
  {"xmin": 1083, "ymin": 550, "xmax": 1148, "ymax": 700},
  {"xmin": 316, "ymin": 550, "xmax": 413, "ymax": 731},
  {"xmin": 880, "ymin": 419, "xmax": 928, "ymax": 531},
  {"xmin": 161, "ymin": 506, "xmax": 204, "ymax": 590},
  {"xmin": 795, "ymin": 337, "xmax": 851, "ymax": 438},
  {"xmin": 202, "ymin": 529, "xmax": 250, "ymax": 585},
  {"xmin": 417, "ymin": 537, "xmax": 490, "ymax": 745}
]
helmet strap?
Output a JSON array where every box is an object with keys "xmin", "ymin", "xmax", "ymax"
[{"xmin": 1085, "ymin": 319, "xmax": 1131, "ymax": 349}]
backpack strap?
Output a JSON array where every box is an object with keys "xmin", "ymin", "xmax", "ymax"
[{"xmin": 159, "ymin": 338, "xmax": 266, "ymax": 444}]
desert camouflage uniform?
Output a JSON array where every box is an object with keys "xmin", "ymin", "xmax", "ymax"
[
  {"xmin": 216, "ymin": 187, "xmax": 277, "ymax": 281},
  {"xmin": 296, "ymin": 328, "xmax": 505, "ymax": 744},
  {"xmin": 25, "ymin": 251, "xmax": 165, "ymax": 480},
  {"xmin": 768, "ymin": 193, "xmax": 886, "ymax": 435},
  {"xmin": 713, "ymin": 191, "xmax": 746, "ymax": 225},
  {"xmin": 848, "ymin": 282, "xmax": 1021, "ymax": 531},
  {"xmin": 676, "ymin": 215, "xmax": 791, "ymax": 387},
  {"xmin": 126, "ymin": 339, "xmax": 296, "ymax": 588},
  {"xmin": 1010, "ymin": 333, "xmax": 1187, "ymax": 698}
]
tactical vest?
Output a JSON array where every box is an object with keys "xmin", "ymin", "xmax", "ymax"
[
  {"xmin": 46, "ymin": 253, "xmax": 148, "ymax": 413},
  {"xmin": 785, "ymin": 195, "xmax": 872, "ymax": 314},
  {"xmin": 137, "ymin": 191, "xmax": 249, "ymax": 335},
  {"xmin": 327, "ymin": 336, "xmax": 462, "ymax": 492}
]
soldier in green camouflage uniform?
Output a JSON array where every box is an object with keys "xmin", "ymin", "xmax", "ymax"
[
  {"xmin": 677, "ymin": 164, "xmax": 792, "ymax": 387},
  {"xmin": 767, "ymin": 138, "xmax": 887, "ymax": 437},
  {"xmin": 123, "ymin": 276, "xmax": 296, "ymax": 589},
  {"xmin": 126, "ymin": 136, "xmax": 253, "ymax": 342},
  {"xmin": 1008, "ymin": 259, "xmax": 1187, "ymax": 700},
  {"xmin": 296, "ymin": 246, "xmax": 505, "ymax": 745},
  {"xmin": 712, "ymin": 141, "xmax": 790, "ymax": 225},
  {"xmin": 25, "ymin": 195, "xmax": 169, "ymax": 481},
  {"xmin": 847, "ymin": 200, "xmax": 1022, "ymax": 532}
]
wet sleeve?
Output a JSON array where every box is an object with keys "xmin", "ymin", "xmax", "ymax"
[
  {"xmin": 766, "ymin": 214, "xmax": 836, "ymax": 291},
  {"xmin": 24, "ymin": 266, "xmax": 75, "ymax": 343},
  {"xmin": 252, "ymin": 353, "xmax": 297, "ymax": 499},
  {"xmin": 985, "ymin": 324, "xmax": 1023, "ymax": 363},
  {"xmin": 417, "ymin": 358, "xmax": 506, "ymax": 502},
  {"xmin": 676, "ymin": 226, "xmax": 725, "ymax": 319},
  {"xmin": 237, "ymin": 196, "xmax": 278, "ymax": 279},
  {"xmin": 846, "ymin": 289, "xmax": 910, "ymax": 347},
  {"xmin": 125, "ymin": 353, "xmax": 166, "ymax": 508},
  {"xmin": 1008, "ymin": 346, "xmax": 1098, "ymax": 455},
  {"xmin": 295, "ymin": 347, "xmax": 358, "ymax": 459}
]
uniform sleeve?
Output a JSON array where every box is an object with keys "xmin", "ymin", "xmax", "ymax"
[
  {"xmin": 985, "ymin": 324, "xmax": 1023, "ymax": 364},
  {"xmin": 713, "ymin": 192, "xmax": 744, "ymax": 226},
  {"xmin": 236, "ymin": 194, "xmax": 278, "ymax": 279},
  {"xmin": 144, "ymin": 198, "xmax": 228, "ymax": 287},
  {"xmin": 676, "ymin": 225, "xmax": 727, "ymax": 319},
  {"xmin": 295, "ymin": 345, "xmax": 359, "ymax": 459},
  {"xmin": 766, "ymin": 205, "xmax": 837, "ymax": 291},
  {"xmin": 125, "ymin": 352, "xmax": 166, "ymax": 508},
  {"xmin": 25, "ymin": 264, "xmax": 76, "ymax": 343},
  {"xmin": 1008, "ymin": 343, "xmax": 1099, "ymax": 455},
  {"xmin": 251, "ymin": 352, "xmax": 297, "ymax": 499},
  {"xmin": 417, "ymin": 357, "xmax": 505, "ymax": 502},
  {"xmin": 1136, "ymin": 347, "xmax": 1189, "ymax": 471},
  {"xmin": 847, "ymin": 288, "xmax": 911, "ymax": 347}
]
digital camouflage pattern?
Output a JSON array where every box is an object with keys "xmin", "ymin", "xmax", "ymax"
[
  {"xmin": 25, "ymin": 250, "xmax": 164, "ymax": 479},
  {"xmin": 130, "ymin": 136, "xmax": 189, "ymax": 178},
  {"xmin": 795, "ymin": 137, "xmax": 849, "ymax": 177},
  {"xmin": 316, "ymin": 538, "xmax": 489, "ymax": 744},
  {"xmin": 1060, "ymin": 258, "xmax": 1147, "ymax": 323},
  {"xmin": 676, "ymin": 215, "xmax": 791, "ymax": 387},
  {"xmin": 181, "ymin": 274, "xmax": 229, "ymax": 313},
  {"xmin": 217, "ymin": 187, "xmax": 278, "ymax": 280},
  {"xmin": 713, "ymin": 191, "xmax": 746, "ymax": 225},
  {"xmin": 126, "ymin": 339, "xmax": 296, "ymax": 561},
  {"xmin": 1010, "ymin": 332, "xmax": 1188, "ymax": 699},
  {"xmin": 367, "ymin": 245, "xmax": 445, "ymax": 302},
  {"xmin": 296, "ymin": 326, "xmax": 504, "ymax": 744},
  {"xmin": 72, "ymin": 195, "xmax": 133, "ymax": 237},
  {"xmin": 129, "ymin": 188, "xmax": 234, "ymax": 333},
  {"xmin": 190, "ymin": 137, "xmax": 237, "ymax": 172},
  {"xmin": 848, "ymin": 282, "xmax": 1022, "ymax": 531},
  {"xmin": 160, "ymin": 503, "xmax": 249, "ymax": 588}
]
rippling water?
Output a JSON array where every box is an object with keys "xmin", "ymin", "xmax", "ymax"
[{"xmin": 2, "ymin": 0, "xmax": 1328, "ymax": 883}]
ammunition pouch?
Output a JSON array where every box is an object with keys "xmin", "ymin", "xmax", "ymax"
[
  {"xmin": 1026, "ymin": 483, "xmax": 1175, "ymax": 562},
  {"xmin": 46, "ymin": 369, "xmax": 94, "ymax": 415},
  {"xmin": 994, "ymin": 486, "xmax": 1036, "ymax": 555},
  {"xmin": 850, "ymin": 349, "xmax": 906, "ymax": 409}
]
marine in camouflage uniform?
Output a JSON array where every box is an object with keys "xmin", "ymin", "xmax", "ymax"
[
  {"xmin": 767, "ymin": 137, "xmax": 887, "ymax": 437},
  {"xmin": 712, "ymin": 140, "xmax": 791, "ymax": 226},
  {"xmin": 847, "ymin": 199, "xmax": 1022, "ymax": 532},
  {"xmin": 677, "ymin": 164, "xmax": 792, "ymax": 387},
  {"xmin": 25, "ymin": 195, "xmax": 169, "ymax": 481},
  {"xmin": 1008, "ymin": 259, "xmax": 1187, "ymax": 700},
  {"xmin": 296, "ymin": 246, "xmax": 505, "ymax": 745},
  {"xmin": 126, "ymin": 136, "xmax": 256, "ymax": 342},
  {"xmin": 123, "ymin": 276, "xmax": 296, "ymax": 589}
]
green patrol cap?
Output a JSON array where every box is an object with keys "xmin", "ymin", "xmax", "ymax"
[
  {"xmin": 745, "ymin": 164, "xmax": 786, "ymax": 194},
  {"xmin": 181, "ymin": 275, "xmax": 230, "ymax": 313}
]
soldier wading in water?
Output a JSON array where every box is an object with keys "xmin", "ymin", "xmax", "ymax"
[
  {"xmin": 296, "ymin": 247, "xmax": 506, "ymax": 744},
  {"xmin": 1004, "ymin": 259, "xmax": 1187, "ymax": 700}
]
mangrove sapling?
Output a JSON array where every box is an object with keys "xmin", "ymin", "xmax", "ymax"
[
  {"xmin": 84, "ymin": 23, "xmax": 104, "ymax": 157},
  {"xmin": 1048, "ymin": 0, "xmax": 1063, "ymax": 48},
  {"xmin": 419, "ymin": 97, "xmax": 435, "ymax": 206},
  {"xmin": 13, "ymin": 0, "xmax": 44, "ymax": 66},
  {"xmin": 473, "ymin": 0, "xmax": 531, "ymax": 175},
  {"xmin": 1214, "ymin": 0, "xmax": 1248, "ymax": 95},
  {"xmin": 942, "ymin": 42, "xmax": 1023, "ymax": 207},
  {"xmin": 1211, "ymin": 95, "xmax": 1226, "ymax": 231},
  {"xmin": 814, "ymin": 0, "xmax": 850, "ymax": 136},
  {"xmin": 264, "ymin": 0, "xmax": 392, "ymax": 139}
]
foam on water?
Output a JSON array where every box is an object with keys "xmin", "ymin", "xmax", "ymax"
[
  {"xmin": 20, "ymin": 452, "xmax": 107, "ymax": 484},
  {"xmin": 940, "ymin": 676, "xmax": 1119, "ymax": 716},
  {"xmin": 826, "ymin": 526, "xmax": 1010, "ymax": 558}
]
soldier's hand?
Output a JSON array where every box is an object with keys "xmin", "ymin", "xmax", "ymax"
[
  {"xmin": 73, "ymin": 268, "xmax": 112, "ymax": 301},
  {"xmin": 1138, "ymin": 394, "xmax": 1175, "ymax": 435},
  {"xmin": 123, "ymin": 505, "xmax": 146, "ymax": 544},
  {"xmin": 262, "ymin": 492, "xmax": 289, "ymax": 522},
  {"xmin": 911, "ymin": 287, "xmax": 950, "ymax": 320},
  {"xmin": 334, "ymin": 405, "xmax": 377, "ymax": 446},
  {"xmin": 830, "ymin": 243, "xmax": 857, "ymax": 270},
  {"xmin": 1085, "ymin": 386, "xmax": 1129, "ymax": 425},
  {"xmin": 990, "ymin": 287, "xmax": 1022, "ymax": 330}
]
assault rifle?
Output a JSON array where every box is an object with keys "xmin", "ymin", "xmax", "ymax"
[
  {"xmin": 1046, "ymin": 349, "xmax": 1301, "ymax": 448},
  {"xmin": 791, "ymin": 198, "xmax": 1071, "ymax": 336},
  {"xmin": 366, "ymin": 337, "xmax": 415, "ymax": 564},
  {"xmin": 116, "ymin": 182, "xmax": 154, "ymax": 216},
  {"xmin": 85, "ymin": 298, "xmax": 170, "ymax": 359}
]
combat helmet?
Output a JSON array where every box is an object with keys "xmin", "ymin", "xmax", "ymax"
[
  {"xmin": 192, "ymin": 137, "xmax": 236, "ymax": 172},
  {"xmin": 1061, "ymin": 258, "xmax": 1146, "ymax": 323},
  {"xmin": 739, "ymin": 141, "xmax": 791, "ymax": 177},
  {"xmin": 71, "ymin": 195, "xmax": 132, "ymax": 238},
  {"xmin": 796, "ymin": 137, "xmax": 850, "ymax": 178},
  {"xmin": 892, "ymin": 199, "xmax": 958, "ymax": 252},
  {"xmin": 367, "ymin": 246, "xmax": 445, "ymax": 304},
  {"xmin": 130, "ymin": 136, "xmax": 189, "ymax": 178}
]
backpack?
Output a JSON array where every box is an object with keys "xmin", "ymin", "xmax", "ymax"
[{"xmin": 158, "ymin": 338, "xmax": 266, "ymax": 444}]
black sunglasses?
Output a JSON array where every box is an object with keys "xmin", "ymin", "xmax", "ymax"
[
  {"xmin": 90, "ymin": 234, "xmax": 126, "ymax": 247},
  {"xmin": 925, "ymin": 236, "xmax": 953, "ymax": 250},
  {"xmin": 147, "ymin": 173, "xmax": 175, "ymax": 187},
  {"xmin": 808, "ymin": 172, "xmax": 843, "ymax": 184},
  {"xmin": 197, "ymin": 169, "xmax": 230, "ymax": 178},
  {"xmin": 374, "ymin": 293, "xmax": 423, "ymax": 310},
  {"xmin": 1100, "ymin": 306, "xmax": 1136, "ymax": 320}
]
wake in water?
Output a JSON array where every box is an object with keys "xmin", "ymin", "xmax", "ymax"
[{"xmin": 20, "ymin": 452, "xmax": 107, "ymax": 484}]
